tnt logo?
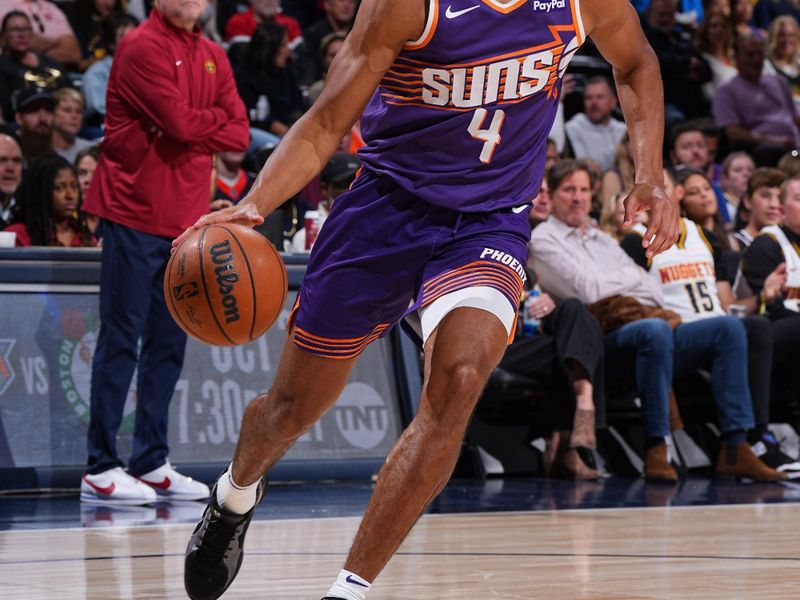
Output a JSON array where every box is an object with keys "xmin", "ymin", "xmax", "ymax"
[
  {"xmin": 334, "ymin": 383, "xmax": 390, "ymax": 450},
  {"xmin": 173, "ymin": 281, "xmax": 200, "ymax": 301},
  {"xmin": 0, "ymin": 339, "xmax": 15, "ymax": 396}
]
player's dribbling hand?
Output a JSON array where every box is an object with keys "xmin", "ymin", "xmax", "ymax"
[
  {"xmin": 623, "ymin": 183, "xmax": 680, "ymax": 258},
  {"xmin": 172, "ymin": 201, "xmax": 264, "ymax": 251}
]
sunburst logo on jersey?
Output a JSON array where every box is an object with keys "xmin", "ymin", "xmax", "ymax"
[{"xmin": 204, "ymin": 60, "xmax": 217, "ymax": 74}]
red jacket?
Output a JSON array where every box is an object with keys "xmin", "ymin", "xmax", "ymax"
[
  {"xmin": 84, "ymin": 9, "xmax": 249, "ymax": 238},
  {"xmin": 224, "ymin": 10, "xmax": 302, "ymax": 43}
]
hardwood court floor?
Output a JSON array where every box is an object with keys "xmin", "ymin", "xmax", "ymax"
[{"xmin": 1, "ymin": 502, "xmax": 799, "ymax": 599}]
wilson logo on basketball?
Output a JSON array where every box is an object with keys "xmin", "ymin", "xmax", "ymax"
[
  {"xmin": 173, "ymin": 281, "xmax": 200, "ymax": 301},
  {"xmin": 209, "ymin": 240, "xmax": 241, "ymax": 324}
]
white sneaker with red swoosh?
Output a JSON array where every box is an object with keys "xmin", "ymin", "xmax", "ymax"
[
  {"xmin": 137, "ymin": 461, "xmax": 210, "ymax": 501},
  {"xmin": 81, "ymin": 467, "xmax": 157, "ymax": 505}
]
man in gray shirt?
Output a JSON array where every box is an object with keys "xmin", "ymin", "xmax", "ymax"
[
  {"xmin": 564, "ymin": 76, "xmax": 628, "ymax": 172},
  {"xmin": 531, "ymin": 159, "xmax": 785, "ymax": 483}
]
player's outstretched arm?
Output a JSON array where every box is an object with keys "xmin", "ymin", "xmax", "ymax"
[
  {"xmin": 172, "ymin": 0, "xmax": 425, "ymax": 249},
  {"xmin": 583, "ymin": 0, "xmax": 679, "ymax": 258}
]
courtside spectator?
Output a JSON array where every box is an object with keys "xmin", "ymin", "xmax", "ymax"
[
  {"xmin": 564, "ymin": 77, "xmax": 627, "ymax": 172},
  {"xmin": 3, "ymin": 153, "xmax": 96, "ymax": 246},
  {"xmin": 670, "ymin": 120, "xmax": 731, "ymax": 222},
  {"xmin": 742, "ymin": 175, "xmax": 800, "ymax": 433},
  {"xmin": 224, "ymin": 0, "xmax": 302, "ymax": 45},
  {"xmin": 676, "ymin": 165, "xmax": 734, "ymax": 251},
  {"xmin": 531, "ymin": 159, "xmax": 785, "ymax": 482},
  {"xmin": 720, "ymin": 151, "xmax": 755, "ymax": 222},
  {"xmin": 66, "ymin": 0, "xmax": 125, "ymax": 71},
  {"xmin": 623, "ymin": 168, "xmax": 800, "ymax": 476},
  {"xmin": 0, "ymin": 11, "xmax": 68, "ymax": 122},
  {"xmin": 694, "ymin": 9, "xmax": 736, "ymax": 101},
  {"xmin": 296, "ymin": 0, "xmax": 354, "ymax": 87},
  {"xmin": 80, "ymin": 0, "xmax": 248, "ymax": 505},
  {"xmin": 4, "ymin": 0, "xmax": 81, "ymax": 65},
  {"xmin": 644, "ymin": 0, "xmax": 712, "ymax": 124},
  {"xmin": 74, "ymin": 144, "xmax": 99, "ymax": 198},
  {"xmin": 767, "ymin": 15, "xmax": 800, "ymax": 111},
  {"xmin": 51, "ymin": 88, "xmax": 92, "ymax": 163},
  {"xmin": 74, "ymin": 144, "xmax": 100, "ymax": 233},
  {"xmin": 733, "ymin": 167, "xmax": 784, "ymax": 250},
  {"xmin": 713, "ymin": 33, "xmax": 800, "ymax": 167},
  {"xmin": 236, "ymin": 22, "xmax": 303, "ymax": 138},
  {"xmin": 13, "ymin": 86, "xmax": 54, "ymax": 164},
  {"xmin": 0, "ymin": 133, "xmax": 23, "ymax": 229},
  {"xmin": 212, "ymin": 149, "xmax": 255, "ymax": 208},
  {"xmin": 82, "ymin": 13, "xmax": 138, "ymax": 124}
]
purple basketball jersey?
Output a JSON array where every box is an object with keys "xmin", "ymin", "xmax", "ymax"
[{"xmin": 358, "ymin": 0, "xmax": 585, "ymax": 213}]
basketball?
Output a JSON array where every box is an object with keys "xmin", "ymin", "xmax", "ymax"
[{"xmin": 164, "ymin": 224, "xmax": 287, "ymax": 346}]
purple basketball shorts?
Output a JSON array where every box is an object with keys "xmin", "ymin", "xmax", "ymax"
[{"xmin": 288, "ymin": 169, "xmax": 531, "ymax": 359}]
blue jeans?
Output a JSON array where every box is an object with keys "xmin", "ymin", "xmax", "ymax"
[
  {"xmin": 86, "ymin": 220, "xmax": 187, "ymax": 476},
  {"xmin": 673, "ymin": 317, "xmax": 755, "ymax": 434},
  {"xmin": 605, "ymin": 318, "xmax": 673, "ymax": 438},
  {"xmin": 605, "ymin": 316, "xmax": 755, "ymax": 439}
]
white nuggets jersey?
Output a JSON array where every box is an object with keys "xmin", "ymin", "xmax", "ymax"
[
  {"xmin": 633, "ymin": 219, "xmax": 724, "ymax": 322},
  {"xmin": 760, "ymin": 224, "xmax": 800, "ymax": 312}
]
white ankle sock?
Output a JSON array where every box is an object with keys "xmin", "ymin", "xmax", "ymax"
[
  {"xmin": 215, "ymin": 464, "xmax": 258, "ymax": 515},
  {"xmin": 326, "ymin": 569, "xmax": 371, "ymax": 600}
]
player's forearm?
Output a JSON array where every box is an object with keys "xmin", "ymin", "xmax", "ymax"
[
  {"xmin": 614, "ymin": 49, "xmax": 664, "ymax": 187},
  {"xmin": 245, "ymin": 113, "xmax": 346, "ymax": 216}
]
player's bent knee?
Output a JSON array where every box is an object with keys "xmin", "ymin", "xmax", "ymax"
[{"xmin": 427, "ymin": 361, "xmax": 489, "ymax": 420}]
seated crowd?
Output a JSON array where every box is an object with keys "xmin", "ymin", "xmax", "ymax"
[{"xmin": 1, "ymin": 0, "xmax": 800, "ymax": 485}]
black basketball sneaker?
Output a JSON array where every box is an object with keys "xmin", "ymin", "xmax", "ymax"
[{"xmin": 184, "ymin": 474, "xmax": 266, "ymax": 600}]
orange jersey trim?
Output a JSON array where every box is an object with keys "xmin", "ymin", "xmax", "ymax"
[
  {"xmin": 405, "ymin": 0, "xmax": 439, "ymax": 51},
  {"xmin": 481, "ymin": 0, "xmax": 528, "ymax": 14}
]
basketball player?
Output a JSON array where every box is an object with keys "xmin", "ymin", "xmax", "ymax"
[{"xmin": 179, "ymin": 1, "xmax": 679, "ymax": 598}]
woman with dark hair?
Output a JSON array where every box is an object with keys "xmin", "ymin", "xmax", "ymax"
[
  {"xmin": 0, "ymin": 11, "xmax": 68, "ymax": 121},
  {"xmin": 235, "ymin": 22, "xmax": 304, "ymax": 138},
  {"xmin": 3, "ymin": 153, "xmax": 96, "ymax": 247},
  {"xmin": 66, "ymin": 0, "xmax": 124, "ymax": 72},
  {"xmin": 677, "ymin": 166, "xmax": 735, "ymax": 252}
]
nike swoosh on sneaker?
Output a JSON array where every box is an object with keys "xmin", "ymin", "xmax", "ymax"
[
  {"xmin": 445, "ymin": 5, "xmax": 480, "ymax": 18},
  {"xmin": 84, "ymin": 477, "xmax": 115, "ymax": 496},
  {"xmin": 142, "ymin": 476, "xmax": 171, "ymax": 490},
  {"xmin": 345, "ymin": 575, "xmax": 369, "ymax": 587}
]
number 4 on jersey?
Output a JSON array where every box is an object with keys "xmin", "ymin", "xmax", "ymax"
[{"xmin": 468, "ymin": 108, "xmax": 506, "ymax": 164}]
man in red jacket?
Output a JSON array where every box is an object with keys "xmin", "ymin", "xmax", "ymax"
[{"xmin": 80, "ymin": 0, "xmax": 249, "ymax": 505}]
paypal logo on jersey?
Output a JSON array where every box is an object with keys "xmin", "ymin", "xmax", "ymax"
[{"xmin": 532, "ymin": 0, "xmax": 566, "ymax": 11}]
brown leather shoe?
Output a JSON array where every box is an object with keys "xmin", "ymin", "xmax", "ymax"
[
  {"xmin": 717, "ymin": 442, "xmax": 788, "ymax": 482},
  {"xmin": 550, "ymin": 447, "xmax": 603, "ymax": 481},
  {"xmin": 644, "ymin": 443, "xmax": 678, "ymax": 482},
  {"xmin": 570, "ymin": 409, "xmax": 596, "ymax": 450}
]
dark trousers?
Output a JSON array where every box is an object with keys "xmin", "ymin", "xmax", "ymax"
[
  {"xmin": 741, "ymin": 316, "xmax": 773, "ymax": 427},
  {"xmin": 86, "ymin": 220, "xmax": 187, "ymax": 476},
  {"xmin": 500, "ymin": 298, "xmax": 606, "ymax": 430},
  {"xmin": 771, "ymin": 315, "xmax": 800, "ymax": 426}
]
